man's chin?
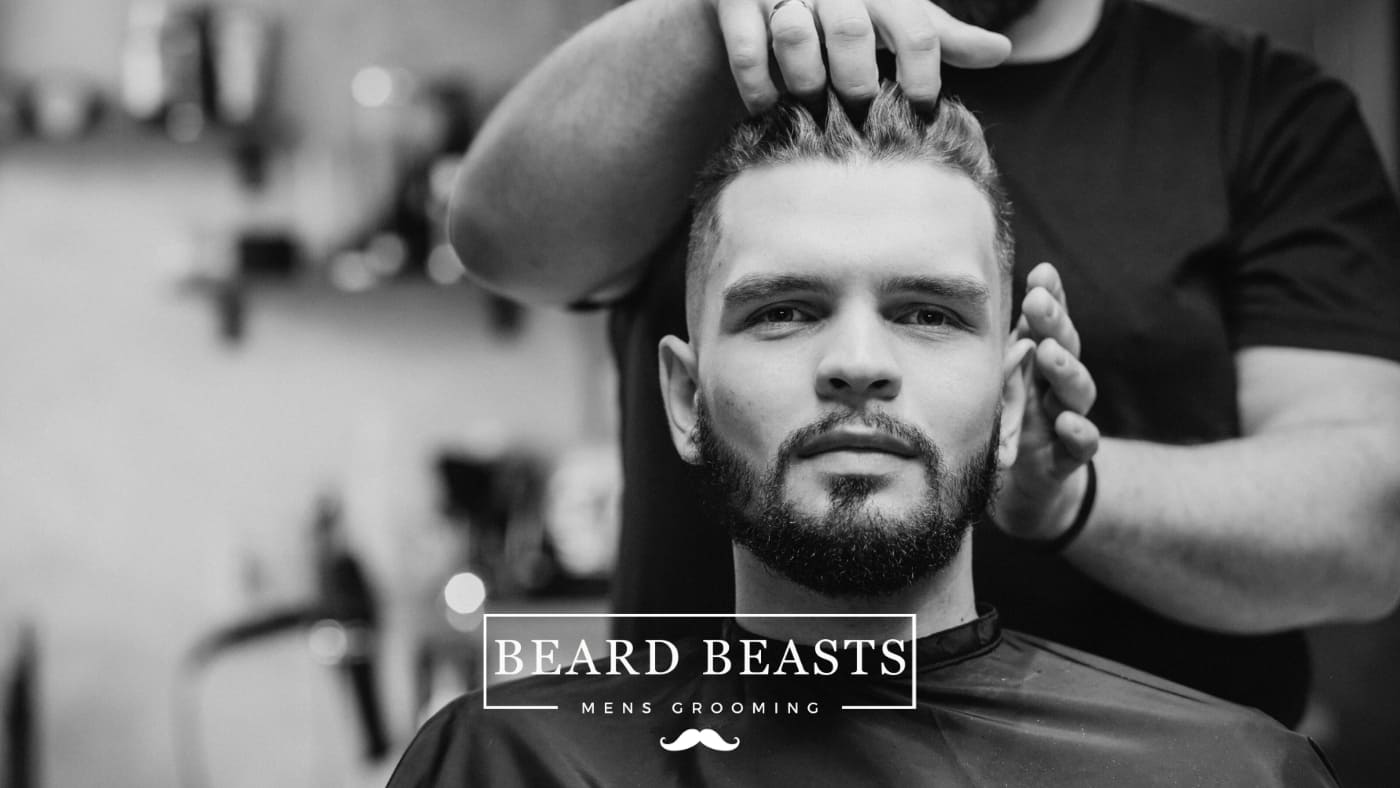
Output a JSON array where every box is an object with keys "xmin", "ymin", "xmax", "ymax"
[
  {"xmin": 785, "ymin": 473, "xmax": 928, "ymax": 516},
  {"xmin": 782, "ymin": 496, "xmax": 927, "ymax": 529}
]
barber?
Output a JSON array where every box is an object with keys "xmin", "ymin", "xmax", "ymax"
[{"xmin": 447, "ymin": 0, "xmax": 1400, "ymax": 725}]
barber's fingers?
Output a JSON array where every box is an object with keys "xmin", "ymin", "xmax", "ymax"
[
  {"xmin": 1035, "ymin": 337, "xmax": 1097, "ymax": 415},
  {"xmin": 1053, "ymin": 410, "xmax": 1100, "ymax": 468},
  {"xmin": 1026, "ymin": 261, "xmax": 1068, "ymax": 308},
  {"xmin": 865, "ymin": 0, "xmax": 941, "ymax": 109},
  {"xmin": 768, "ymin": 0, "xmax": 827, "ymax": 100},
  {"xmin": 717, "ymin": 0, "xmax": 782, "ymax": 113},
  {"xmin": 1022, "ymin": 282, "xmax": 1082, "ymax": 358},
  {"xmin": 918, "ymin": 1, "xmax": 1012, "ymax": 69},
  {"xmin": 1012, "ymin": 313, "xmax": 1032, "ymax": 343},
  {"xmin": 814, "ymin": 0, "xmax": 879, "ymax": 106}
]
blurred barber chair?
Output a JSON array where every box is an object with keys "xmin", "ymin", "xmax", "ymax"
[{"xmin": 176, "ymin": 494, "xmax": 386, "ymax": 786}]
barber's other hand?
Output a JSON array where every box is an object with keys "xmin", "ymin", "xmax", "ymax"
[
  {"xmin": 996, "ymin": 262, "xmax": 1101, "ymax": 543},
  {"xmin": 707, "ymin": 0, "xmax": 1013, "ymax": 114}
]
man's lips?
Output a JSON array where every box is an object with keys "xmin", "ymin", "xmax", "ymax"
[{"xmin": 793, "ymin": 427, "xmax": 919, "ymax": 459}]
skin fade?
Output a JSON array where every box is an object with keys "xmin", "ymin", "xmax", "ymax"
[{"xmin": 494, "ymin": 637, "xmax": 911, "ymax": 678}]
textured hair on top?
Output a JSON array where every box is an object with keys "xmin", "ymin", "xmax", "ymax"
[{"xmin": 686, "ymin": 82, "xmax": 1014, "ymax": 333}]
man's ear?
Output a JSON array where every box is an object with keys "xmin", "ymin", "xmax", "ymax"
[
  {"xmin": 658, "ymin": 335, "xmax": 703, "ymax": 465},
  {"xmin": 998, "ymin": 337, "xmax": 1036, "ymax": 470}
]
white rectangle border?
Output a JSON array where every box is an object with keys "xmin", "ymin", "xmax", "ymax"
[{"xmin": 482, "ymin": 613, "xmax": 918, "ymax": 711}]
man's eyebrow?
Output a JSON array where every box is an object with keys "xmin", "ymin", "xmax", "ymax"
[
  {"xmin": 721, "ymin": 274, "xmax": 832, "ymax": 309},
  {"xmin": 880, "ymin": 275, "xmax": 991, "ymax": 309}
]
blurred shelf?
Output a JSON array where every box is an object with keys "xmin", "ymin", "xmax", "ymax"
[
  {"xmin": 181, "ymin": 270, "xmax": 530, "ymax": 347},
  {"xmin": 0, "ymin": 115, "xmax": 282, "ymax": 186}
]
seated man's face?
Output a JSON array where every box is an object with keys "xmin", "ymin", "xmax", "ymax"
[{"xmin": 661, "ymin": 159, "xmax": 1024, "ymax": 597}]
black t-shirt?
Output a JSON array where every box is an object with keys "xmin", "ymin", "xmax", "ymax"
[
  {"xmin": 606, "ymin": 0, "xmax": 1400, "ymax": 726},
  {"xmin": 387, "ymin": 610, "xmax": 1337, "ymax": 786}
]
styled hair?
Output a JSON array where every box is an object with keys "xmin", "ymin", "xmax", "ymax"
[{"xmin": 686, "ymin": 83, "xmax": 1014, "ymax": 332}]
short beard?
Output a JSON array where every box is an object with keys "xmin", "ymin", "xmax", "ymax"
[
  {"xmin": 695, "ymin": 405, "xmax": 1000, "ymax": 598},
  {"xmin": 933, "ymin": 0, "xmax": 1040, "ymax": 32}
]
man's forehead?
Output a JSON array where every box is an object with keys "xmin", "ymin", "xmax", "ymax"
[{"xmin": 707, "ymin": 160, "xmax": 1000, "ymax": 300}]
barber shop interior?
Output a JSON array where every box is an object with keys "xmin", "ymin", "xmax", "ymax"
[{"xmin": 1, "ymin": 0, "xmax": 1397, "ymax": 786}]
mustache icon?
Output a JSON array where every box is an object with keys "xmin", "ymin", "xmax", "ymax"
[{"xmin": 659, "ymin": 728, "xmax": 742, "ymax": 752}]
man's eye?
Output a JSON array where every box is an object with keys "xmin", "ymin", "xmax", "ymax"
[
  {"xmin": 898, "ymin": 308, "xmax": 953, "ymax": 327},
  {"xmin": 755, "ymin": 305, "xmax": 810, "ymax": 323}
]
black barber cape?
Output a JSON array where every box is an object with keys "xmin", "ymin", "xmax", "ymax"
[{"xmin": 388, "ymin": 609, "xmax": 1335, "ymax": 786}]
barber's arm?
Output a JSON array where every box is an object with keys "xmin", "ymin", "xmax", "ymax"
[
  {"xmin": 1074, "ymin": 347, "xmax": 1400, "ymax": 632},
  {"xmin": 449, "ymin": 0, "xmax": 1009, "ymax": 305},
  {"xmin": 999, "ymin": 267, "xmax": 1400, "ymax": 633}
]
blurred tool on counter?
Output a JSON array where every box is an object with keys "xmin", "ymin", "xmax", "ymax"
[
  {"xmin": 405, "ymin": 444, "xmax": 617, "ymax": 725},
  {"xmin": 436, "ymin": 445, "xmax": 618, "ymax": 600},
  {"xmin": 437, "ymin": 450, "xmax": 549, "ymax": 598},
  {"xmin": 177, "ymin": 225, "xmax": 303, "ymax": 344},
  {"xmin": 175, "ymin": 493, "xmax": 387, "ymax": 786}
]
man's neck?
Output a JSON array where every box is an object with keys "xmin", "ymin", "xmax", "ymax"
[
  {"xmin": 732, "ymin": 539, "xmax": 978, "ymax": 643},
  {"xmin": 1002, "ymin": 0, "xmax": 1106, "ymax": 63}
]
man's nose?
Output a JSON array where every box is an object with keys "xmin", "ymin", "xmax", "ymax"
[{"xmin": 814, "ymin": 315, "xmax": 902, "ymax": 404}]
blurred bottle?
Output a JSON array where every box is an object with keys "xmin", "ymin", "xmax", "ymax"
[
  {"xmin": 121, "ymin": 2, "xmax": 279, "ymax": 143},
  {"xmin": 207, "ymin": 6, "xmax": 277, "ymax": 130},
  {"xmin": 159, "ymin": 4, "xmax": 209, "ymax": 142},
  {"xmin": 120, "ymin": 1, "xmax": 170, "ymax": 124}
]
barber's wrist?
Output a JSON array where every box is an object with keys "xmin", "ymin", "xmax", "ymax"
[{"xmin": 1031, "ymin": 460, "xmax": 1096, "ymax": 554}]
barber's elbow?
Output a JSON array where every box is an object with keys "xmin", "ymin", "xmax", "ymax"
[
  {"xmin": 1345, "ymin": 567, "xmax": 1400, "ymax": 623},
  {"xmin": 1338, "ymin": 496, "xmax": 1400, "ymax": 623},
  {"xmin": 1363, "ymin": 534, "xmax": 1400, "ymax": 621},
  {"xmin": 448, "ymin": 180, "xmax": 623, "ymax": 307},
  {"xmin": 445, "ymin": 194, "xmax": 559, "ymax": 305},
  {"xmin": 448, "ymin": 198, "xmax": 514, "ymax": 292},
  {"xmin": 1372, "ymin": 582, "xmax": 1400, "ymax": 621},
  {"xmin": 1329, "ymin": 423, "xmax": 1400, "ymax": 622}
]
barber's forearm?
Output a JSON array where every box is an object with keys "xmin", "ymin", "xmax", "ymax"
[
  {"xmin": 450, "ymin": 0, "xmax": 745, "ymax": 304},
  {"xmin": 1066, "ymin": 426, "xmax": 1400, "ymax": 633}
]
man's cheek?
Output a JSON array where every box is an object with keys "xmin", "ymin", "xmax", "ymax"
[{"xmin": 709, "ymin": 386, "xmax": 776, "ymax": 453}]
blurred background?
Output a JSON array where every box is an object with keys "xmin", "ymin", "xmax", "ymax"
[{"xmin": 0, "ymin": 1, "xmax": 1394, "ymax": 786}]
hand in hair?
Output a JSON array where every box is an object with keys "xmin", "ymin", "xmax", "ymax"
[{"xmin": 708, "ymin": 0, "xmax": 1012, "ymax": 114}]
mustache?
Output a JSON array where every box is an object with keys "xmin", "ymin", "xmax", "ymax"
[
  {"xmin": 776, "ymin": 410, "xmax": 937, "ymax": 472},
  {"xmin": 658, "ymin": 728, "xmax": 742, "ymax": 752}
]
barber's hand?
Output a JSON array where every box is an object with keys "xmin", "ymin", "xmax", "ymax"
[
  {"xmin": 707, "ymin": 0, "xmax": 1013, "ymax": 114},
  {"xmin": 996, "ymin": 263, "xmax": 1101, "ymax": 542}
]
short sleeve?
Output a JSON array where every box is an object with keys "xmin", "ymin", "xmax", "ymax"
[{"xmin": 1227, "ymin": 40, "xmax": 1400, "ymax": 362}]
